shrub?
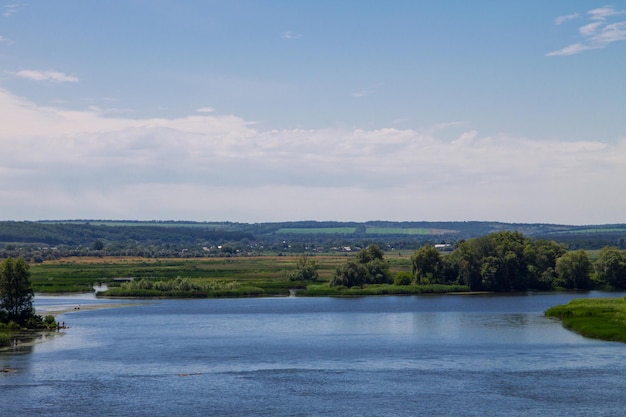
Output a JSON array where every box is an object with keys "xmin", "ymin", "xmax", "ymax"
[{"xmin": 394, "ymin": 272, "xmax": 413, "ymax": 286}]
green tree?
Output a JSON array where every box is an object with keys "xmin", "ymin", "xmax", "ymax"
[
  {"xmin": 555, "ymin": 250, "xmax": 593, "ymax": 289},
  {"xmin": 330, "ymin": 260, "xmax": 368, "ymax": 288},
  {"xmin": 412, "ymin": 244, "xmax": 444, "ymax": 284},
  {"xmin": 330, "ymin": 244, "xmax": 392, "ymax": 287},
  {"xmin": 356, "ymin": 244, "xmax": 385, "ymax": 264},
  {"xmin": 289, "ymin": 254, "xmax": 320, "ymax": 281},
  {"xmin": 524, "ymin": 239, "xmax": 567, "ymax": 290},
  {"xmin": 0, "ymin": 257, "xmax": 35, "ymax": 325},
  {"xmin": 393, "ymin": 271, "xmax": 413, "ymax": 286},
  {"xmin": 594, "ymin": 246, "xmax": 626, "ymax": 289}
]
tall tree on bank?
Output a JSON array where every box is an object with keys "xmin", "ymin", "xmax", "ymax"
[
  {"xmin": 0, "ymin": 257, "xmax": 35, "ymax": 324},
  {"xmin": 330, "ymin": 244, "xmax": 392, "ymax": 288},
  {"xmin": 411, "ymin": 244, "xmax": 445, "ymax": 284},
  {"xmin": 594, "ymin": 246, "xmax": 626, "ymax": 289},
  {"xmin": 555, "ymin": 250, "xmax": 593, "ymax": 289}
]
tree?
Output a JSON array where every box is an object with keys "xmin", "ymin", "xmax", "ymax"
[
  {"xmin": 289, "ymin": 254, "xmax": 320, "ymax": 281},
  {"xmin": 330, "ymin": 244, "xmax": 392, "ymax": 287},
  {"xmin": 412, "ymin": 244, "xmax": 444, "ymax": 284},
  {"xmin": 0, "ymin": 257, "xmax": 35, "ymax": 325},
  {"xmin": 594, "ymin": 246, "xmax": 626, "ymax": 289},
  {"xmin": 524, "ymin": 239, "xmax": 567, "ymax": 290},
  {"xmin": 555, "ymin": 250, "xmax": 593, "ymax": 289},
  {"xmin": 356, "ymin": 244, "xmax": 385, "ymax": 264},
  {"xmin": 330, "ymin": 260, "xmax": 368, "ymax": 288}
]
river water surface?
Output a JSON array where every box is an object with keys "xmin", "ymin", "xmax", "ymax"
[{"xmin": 2, "ymin": 292, "xmax": 626, "ymax": 416}]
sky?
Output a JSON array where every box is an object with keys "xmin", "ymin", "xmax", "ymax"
[{"xmin": 1, "ymin": 0, "xmax": 625, "ymax": 225}]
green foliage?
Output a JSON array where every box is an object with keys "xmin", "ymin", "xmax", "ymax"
[
  {"xmin": 0, "ymin": 320, "xmax": 21, "ymax": 330},
  {"xmin": 545, "ymin": 297, "xmax": 626, "ymax": 343},
  {"xmin": 330, "ymin": 261, "xmax": 368, "ymax": 288},
  {"xmin": 594, "ymin": 247, "xmax": 626, "ymax": 289},
  {"xmin": 0, "ymin": 257, "xmax": 35, "ymax": 325},
  {"xmin": 0, "ymin": 331, "xmax": 10, "ymax": 347},
  {"xmin": 411, "ymin": 244, "xmax": 445, "ymax": 284},
  {"xmin": 330, "ymin": 245, "xmax": 392, "ymax": 288},
  {"xmin": 289, "ymin": 254, "xmax": 320, "ymax": 281},
  {"xmin": 394, "ymin": 272, "xmax": 413, "ymax": 286},
  {"xmin": 448, "ymin": 232, "xmax": 568, "ymax": 291},
  {"xmin": 555, "ymin": 250, "xmax": 593, "ymax": 289},
  {"xmin": 101, "ymin": 277, "xmax": 273, "ymax": 298},
  {"xmin": 302, "ymin": 282, "xmax": 469, "ymax": 296}
]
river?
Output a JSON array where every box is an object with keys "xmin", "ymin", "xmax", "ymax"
[{"xmin": 2, "ymin": 292, "xmax": 626, "ymax": 416}]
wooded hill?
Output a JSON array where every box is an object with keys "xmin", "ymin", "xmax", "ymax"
[{"xmin": 1, "ymin": 220, "xmax": 625, "ymax": 254}]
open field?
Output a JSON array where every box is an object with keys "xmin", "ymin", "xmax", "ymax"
[
  {"xmin": 365, "ymin": 226, "xmax": 456, "ymax": 235},
  {"xmin": 274, "ymin": 227, "xmax": 357, "ymax": 234}
]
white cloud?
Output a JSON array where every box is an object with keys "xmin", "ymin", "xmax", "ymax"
[
  {"xmin": 546, "ymin": 42, "xmax": 595, "ymax": 57},
  {"xmin": 281, "ymin": 31, "xmax": 302, "ymax": 40},
  {"xmin": 1, "ymin": 88, "xmax": 625, "ymax": 224},
  {"xmin": 554, "ymin": 13, "xmax": 579, "ymax": 25},
  {"xmin": 0, "ymin": 35, "xmax": 11, "ymax": 43},
  {"xmin": 589, "ymin": 6, "xmax": 625, "ymax": 21},
  {"xmin": 15, "ymin": 70, "xmax": 79, "ymax": 83},
  {"xmin": 578, "ymin": 21, "xmax": 603, "ymax": 36},
  {"xmin": 547, "ymin": 6, "xmax": 626, "ymax": 56},
  {"xmin": 196, "ymin": 106, "xmax": 215, "ymax": 113},
  {"xmin": 3, "ymin": 3, "xmax": 25, "ymax": 18}
]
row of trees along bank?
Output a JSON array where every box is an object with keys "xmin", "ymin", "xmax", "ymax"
[{"xmin": 331, "ymin": 232, "xmax": 626, "ymax": 291}]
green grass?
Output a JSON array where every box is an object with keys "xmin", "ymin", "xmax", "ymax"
[
  {"xmin": 274, "ymin": 226, "xmax": 457, "ymax": 235},
  {"xmin": 365, "ymin": 227, "xmax": 432, "ymax": 235},
  {"xmin": 39, "ymin": 220, "xmax": 231, "ymax": 229},
  {"xmin": 30, "ymin": 255, "xmax": 354, "ymax": 294},
  {"xmin": 301, "ymin": 283, "xmax": 469, "ymax": 296},
  {"xmin": 30, "ymin": 253, "xmax": 465, "ymax": 299},
  {"xmin": 274, "ymin": 227, "xmax": 357, "ymax": 234},
  {"xmin": 551, "ymin": 228, "xmax": 626, "ymax": 234},
  {"xmin": 545, "ymin": 297, "xmax": 626, "ymax": 343}
]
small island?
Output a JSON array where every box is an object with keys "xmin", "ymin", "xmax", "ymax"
[{"xmin": 545, "ymin": 297, "xmax": 626, "ymax": 343}]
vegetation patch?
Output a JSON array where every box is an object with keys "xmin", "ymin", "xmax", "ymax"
[
  {"xmin": 274, "ymin": 227, "xmax": 357, "ymax": 234},
  {"xmin": 365, "ymin": 227, "xmax": 452, "ymax": 235},
  {"xmin": 301, "ymin": 283, "xmax": 469, "ymax": 296},
  {"xmin": 545, "ymin": 297, "xmax": 626, "ymax": 343}
]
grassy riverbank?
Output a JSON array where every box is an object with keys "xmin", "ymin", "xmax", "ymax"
[
  {"xmin": 545, "ymin": 297, "xmax": 626, "ymax": 343},
  {"xmin": 27, "ymin": 255, "xmax": 470, "ymax": 298},
  {"xmin": 29, "ymin": 256, "xmax": 348, "ymax": 293}
]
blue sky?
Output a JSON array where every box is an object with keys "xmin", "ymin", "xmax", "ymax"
[{"xmin": 1, "ymin": 1, "xmax": 625, "ymax": 224}]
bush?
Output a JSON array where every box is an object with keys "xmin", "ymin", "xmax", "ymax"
[
  {"xmin": 394, "ymin": 272, "xmax": 413, "ymax": 286},
  {"xmin": 0, "ymin": 332, "xmax": 10, "ymax": 347}
]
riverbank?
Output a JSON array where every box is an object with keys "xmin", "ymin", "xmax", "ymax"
[{"xmin": 545, "ymin": 297, "xmax": 626, "ymax": 343}]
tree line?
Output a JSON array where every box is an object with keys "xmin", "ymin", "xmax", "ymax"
[{"xmin": 331, "ymin": 232, "xmax": 626, "ymax": 291}]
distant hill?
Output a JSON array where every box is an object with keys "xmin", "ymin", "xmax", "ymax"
[{"xmin": 1, "ymin": 220, "xmax": 625, "ymax": 250}]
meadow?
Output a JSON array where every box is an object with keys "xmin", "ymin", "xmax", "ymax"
[
  {"xmin": 29, "ymin": 254, "xmax": 468, "ymax": 297},
  {"xmin": 545, "ymin": 297, "xmax": 626, "ymax": 343}
]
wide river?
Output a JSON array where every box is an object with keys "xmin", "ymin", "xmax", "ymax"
[{"xmin": 2, "ymin": 291, "xmax": 626, "ymax": 416}]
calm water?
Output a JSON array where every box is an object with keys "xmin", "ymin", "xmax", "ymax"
[{"xmin": 2, "ymin": 292, "xmax": 626, "ymax": 416}]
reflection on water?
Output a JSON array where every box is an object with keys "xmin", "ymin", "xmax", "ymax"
[
  {"xmin": 1, "ymin": 331, "xmax": 59, "ymax": 354},
  {"xmin": 1, "ymin": 292, "xmax": 626, "ymax": 417}
]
